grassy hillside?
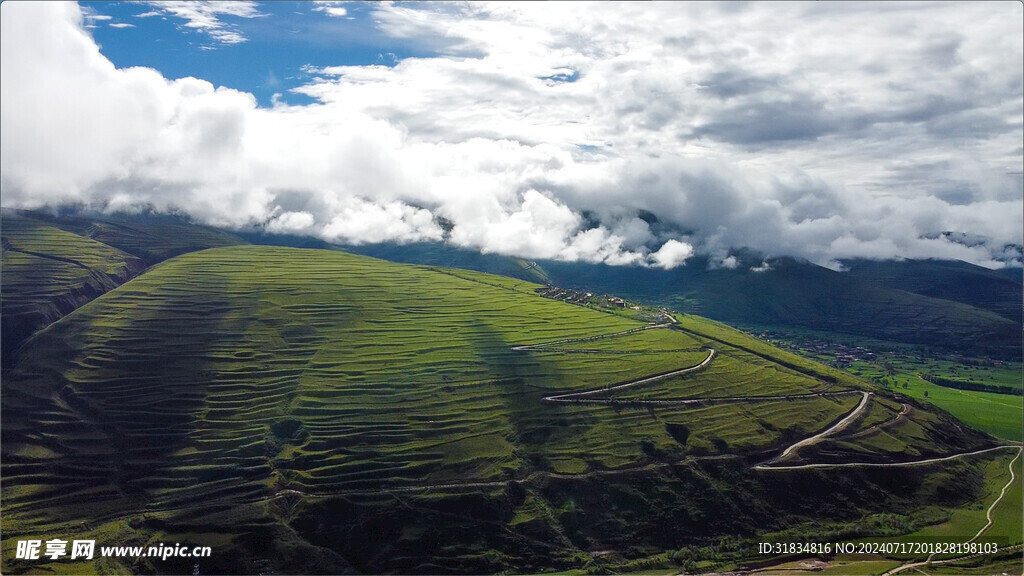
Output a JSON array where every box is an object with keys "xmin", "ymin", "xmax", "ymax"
[
  {"xmin": 1, "ymin": 214, "xmax": 145, "ymax": 362},
  {"xmin": 1, "ymin": 210, "xmax": 245, "ymax": 363},
  {"xmin": 1, "ymin": 246, "xmax": 1005, "ymax": 574},
  {"xmin": 18, "ymin": 209, "xmax": 245, "ymax": 264},
  {"xmin": 341, "ymin": 243, "xmax": 1022, "ymax": 360}
]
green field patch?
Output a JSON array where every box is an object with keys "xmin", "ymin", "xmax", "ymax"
[
  {"xmin": 855, "ymin": 451, "xmax": 1021, "ymax": 559},
  {"xmin": 527, "ymin": 326, "xmax": 706, "ymax": 352},
  {"xmin": 892, "ymin": 373, "xmax": 1022, "ymax": 442},
  {"xmin": 614, "ymin": 348, "xmax": 833, "ymax": 400}
]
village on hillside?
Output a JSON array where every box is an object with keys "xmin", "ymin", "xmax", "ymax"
[{"xmin": 535, "ymin": 285, "xmax": 675, "ymax": 325}]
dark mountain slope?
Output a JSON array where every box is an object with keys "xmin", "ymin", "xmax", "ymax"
[
  {"xmin": 843, "ymin": 258, "xmax": 1023, "ymax": 323},
  {"xmin": 17, "ymin": 209, "xmax": 245, "ymax": 264}
]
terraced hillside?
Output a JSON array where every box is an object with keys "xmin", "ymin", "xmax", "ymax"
[
  {"xmin": 13, "ymin": 209, "xmax": 246, "ymax": 265},
  {"xmin": 1, "ymin": 210, "xmax": 245, "ymax": 363},
  {"xmin": 1, "ymin": 214, "xmax": 145, "ymax": 361},
  {"xmin": 1, "ymin": 246, "xmax": 1010, "ymax": 574},
  {"xmin": 344, "ymin": 242, "xmax": 1023, "ymax": 360}
]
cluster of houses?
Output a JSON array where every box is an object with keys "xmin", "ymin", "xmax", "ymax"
[
  {"xmin": 535, "ymin": 285, "xmax": 630, "ymax": 310},
  {"xmin": 534, "ymin": 285, "xmax": 594, "ymax": 305},
  {"xmin": 534, "ymin": 285, "xmax": 675, "ymax": 324},
  {"xmin": 753, "ymin": 330, "xmax": 876, "ymax": 367}
]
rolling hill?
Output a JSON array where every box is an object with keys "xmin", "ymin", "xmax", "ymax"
[
  {"xmin": 1, "ymin": 210, "xmax": 245, "ymax": 364},
  {"xmin": 13, "ymin": 209, "xmax": 246, "ymax": 265},
  {"xmin": 2, "ymin": 245, "xmax": 1010, "ymax": 574},
  {"xmin": 1, "ymin": 214, "xmax": 145, "ymax": 362},
  {"xmin": 343, "ymin": 242, "xmax": 1023, "ymax": 360}
]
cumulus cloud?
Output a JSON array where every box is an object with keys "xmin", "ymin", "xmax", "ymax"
[
  {"xmin": 266, "ymin": 210, "xmax": 315, "ymax": 234},
  {"xmin": 321, "ymin": 199, "xmax": 443, "ymax": 245},
  {"xmin": 649, "ymin": 240, "xmax": 695, "ymax": 270},
  {"xmin": 1, "ymin": 1, "xmax": 1021, "ymax": 269}
]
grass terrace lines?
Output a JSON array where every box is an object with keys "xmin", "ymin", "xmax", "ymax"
[
  {"xmin": 1, "ymin": 244, "xmax": 1011, "ymax": 574},
  {"xmin": 3, "ymin": 247, "xmax": 854, "ymax": 509}
]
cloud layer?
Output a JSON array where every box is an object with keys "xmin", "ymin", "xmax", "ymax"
[{"xmin": 2, "ymin": 1, "xmax": 1021, "ymax": 269}]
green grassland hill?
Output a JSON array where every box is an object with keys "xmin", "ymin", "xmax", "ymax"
[
  {"xmin": 12, "ymin": 209, "xmax": 246, "ymax": 265},
  {"xmin": 1, "ymin": 213, "xmax": 145, "ymax": 363},
  {"xmin": 1, "ymin": 210, "xmax": 245, "ymax": 363},
  {"xmin": 1, "ymin": 246, "xmax": 1012, "ymax": 574},
  {"xmin": 343, "ymin": 242, "xmax": 1022, "ymax": 360}
]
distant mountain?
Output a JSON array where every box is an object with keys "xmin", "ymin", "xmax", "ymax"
[
  {"xmin": 842, "ymin": 258, "xmax": 1023, "ymax": 323},
  {"xmin": 546, "ymin": 256, "xmax": 1021, "ymax": 360},
  {"xmin": 232, "ymin": 229, "xmax": 338, "ymax": 251},
  {"xmin": 996, "ymin": 266, "xmax": 1024, "ymax": 284},
  {"xmin": 342, "ymin": 242, "xmax": 1022, "ymax": 359}
]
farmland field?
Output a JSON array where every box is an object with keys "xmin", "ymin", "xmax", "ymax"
[
  {"xmin": 733, "ymin": 324, "xmax": 1023, "ymax": 443},
  {"xmin": 851, "ymin": 361, "xmax": 1022, "ymax": 442}
]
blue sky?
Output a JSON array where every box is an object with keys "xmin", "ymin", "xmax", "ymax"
[
  {"xmin": 2, "ymin": 2, "xmax": 1022, "ymax": 269},
  {"xmin": 84, "ymin": 2, "xmax": 436, "ymax": 107}
]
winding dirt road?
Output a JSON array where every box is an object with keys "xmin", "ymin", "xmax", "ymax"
[
  {"xmin": 755, "ymin": 391, "xmax": 872, "ymax": 468},
  {"xmin": 836, "ymin": 402, "xmax": 911, "ymax": 441},
  {"xmin": 758, "ymin": 445, "xmax": 1020, "ymax": 471},
  {"xmin": 524, "ymin": 326, "xmax": 1014, "ymax": 475},
  {"xmin": 541, "ymin": 348, "xmax": 716, "ymax": 402},
  {"xmin": 881, "ymin": 447, "xmax": 1022, "ymax": 576}
]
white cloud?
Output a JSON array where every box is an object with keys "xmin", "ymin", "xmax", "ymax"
[
  {"xmin": 139, "ymin": 1, "xmax": 263, "ymax": 45},
  {"xmin": 109, "ymin": 22, "xmax": 135, "ymax": 29},
  {"xmin": 1, "ymin": 1, "xmax": 1021, "ymax": 269},
  {"xmin": 321, "ymin": 199, "xmax": 443, "ymax": 245},
  {"xmin": 313, "ymin": 2, "xmax": 348, "ymax": 18},
  {"xmin": 648, "ymin": 240, "xmax": 695, "ymax": 270},
  {"xmin": 267, "ymin": 211, "xmax": 315, "ymax": 234}
]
